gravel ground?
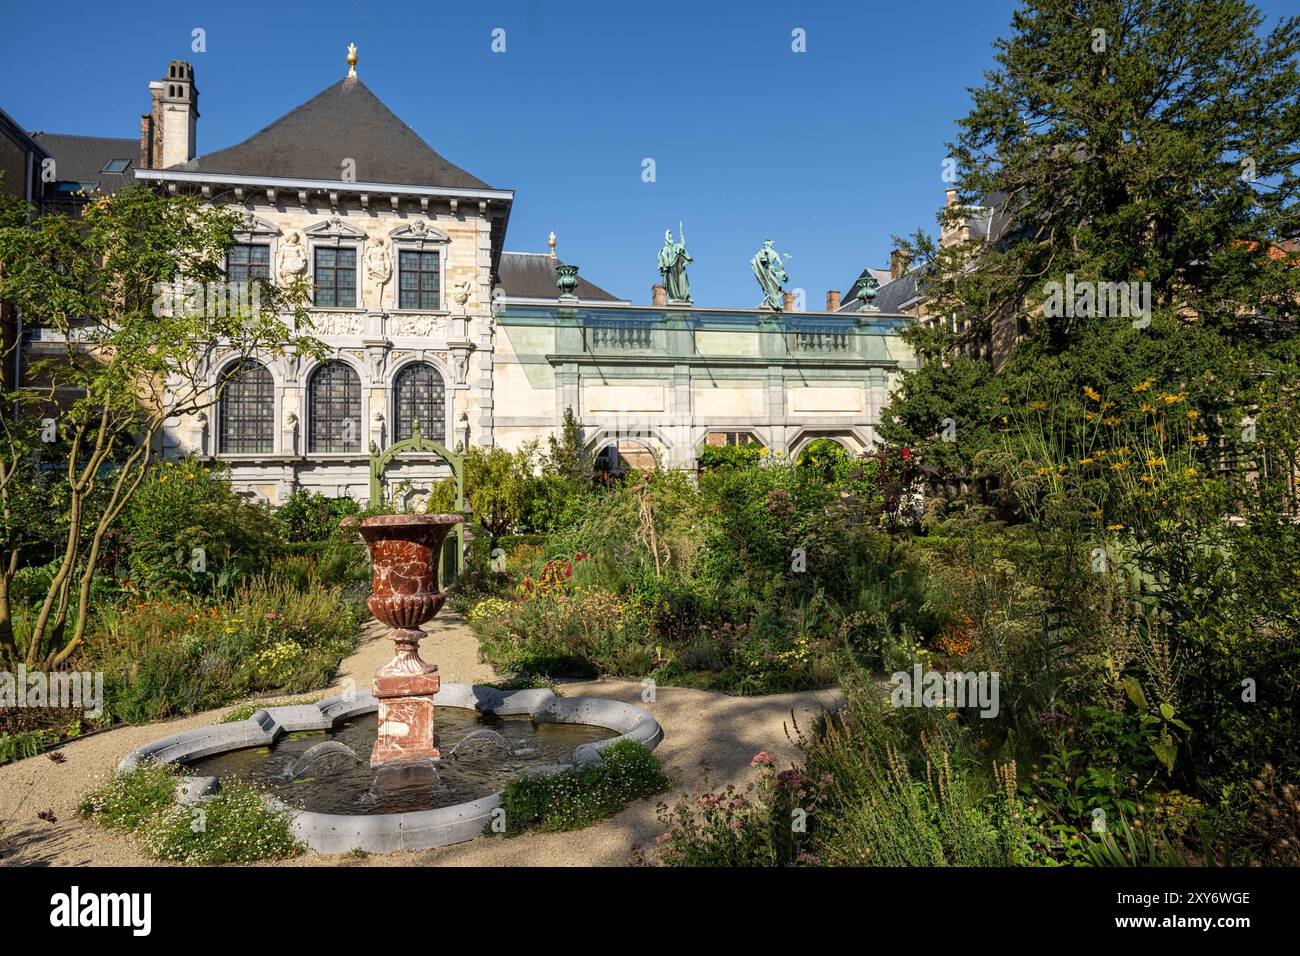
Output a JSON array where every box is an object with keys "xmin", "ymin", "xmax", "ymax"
[{"xmin": 0, "ymin": 612, "xmax": 839, "ymax": 867}]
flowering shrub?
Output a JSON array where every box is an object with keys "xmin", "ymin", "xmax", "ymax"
[
  {"xmin": 635, "ymin": 752, "xmax": 818, "ymax": 867},
  {"xmin": 90, "ymin": 580, "xmax": 359, "ymax": 722},
  {"xmin": 81, "ymin": 762, "xmax": 302, "ymax": 865},
  {"xmin": 122, "ymin": 457, "xmax": 277, "ymax": 595},
  {"xmin": 493, "ymin": 739, "xmax": 668, "ymax": 835}
]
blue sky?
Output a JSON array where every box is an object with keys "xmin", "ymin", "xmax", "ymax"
[{"xmin": 1, "ymin": 0, "xmax": 1294, "ymax": 308}]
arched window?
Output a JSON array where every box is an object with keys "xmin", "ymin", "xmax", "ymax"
[
  {"xmin": 392, "ymin": 362, "xmax": 446, "ymax": 443},
  {"xmin": 217, "ymin": 360, "xmax": 273, "ymax": 454},
  {"xmin": 308, "ymin": 361, "xmax": 362, "ymax": 453}
]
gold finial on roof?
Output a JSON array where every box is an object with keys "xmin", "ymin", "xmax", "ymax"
[
  {"xmin": 347, "ymin": 43, "xmax": 359, "ymax": 78},
  {"xmin": 548, "ymin": 231, "xmax": 556, "ymax": 258}
]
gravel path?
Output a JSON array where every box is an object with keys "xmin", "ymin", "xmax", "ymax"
[{"xmin": 0, "ymin": 612, "xmax": 839, "ymax": 867}]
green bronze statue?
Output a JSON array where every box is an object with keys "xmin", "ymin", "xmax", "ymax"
[
  {"xmin": 751, "ymin": 239, "xmax": 789, "ymax": 311},
  {"xmin": 856, "ymin": 274, "xmax": 880, "ymax": 310},
  {"xmin": 658, "ymin": 227, "xmax": 692, "ymax": 304}
]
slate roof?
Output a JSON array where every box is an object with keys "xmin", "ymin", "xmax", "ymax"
[
  {"xmin": 178, "ymin": 77, "xmax": 491, "ymax": 189},
  {"xmin": 497, "ymin": 252, "xmax": 621, "ymax": 301},
  {"xmin": 29, "ymin": 132, "xmax": 138, "ymax": 194}
]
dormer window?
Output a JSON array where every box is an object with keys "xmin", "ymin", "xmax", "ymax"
[{"xmin": 102, "ymin": 159, "xmax": 131, "ymax": 173}]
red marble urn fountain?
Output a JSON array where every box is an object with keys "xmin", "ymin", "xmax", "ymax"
[{"xmin": 343, "ymin": 513, "xmax": 462, "ymax": 767}]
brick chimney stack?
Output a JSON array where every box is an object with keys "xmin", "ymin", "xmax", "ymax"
[
  {"xmin": 143, "ymin": 60, "xmax": 199, "ymax": 169},
  {"xmin": 782, "ymin": 291, "xmax": 796, "ymax": 312},
  {"xmin": 826, "ymin": 290, "xmax": 841, "ymax": 311},
  {"xmin": 890, "ymin": 248, "xmax": 912, "ymax": 280}
]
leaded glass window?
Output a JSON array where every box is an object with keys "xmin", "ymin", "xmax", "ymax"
[
  {"xmin": 314, "ymin": 246, "xmax": 357, "ymax": 307},
  {"xmin": 398, "ymin": 250, "xmax": 440, "ymax": 310},
  {"xmin": 226, "ymin": 244, "xmax": 270, "ymax": 285},
  {"xmin": 308, "ymin": 361, "xmax": 361, "ymax": 453},
  {"xmin": 393, "ymin": 362, "xmax": 446, "ymax": 443},
  {"xmin": 217, "ymin": 360, "xmax": 274, "ymax": 454}
]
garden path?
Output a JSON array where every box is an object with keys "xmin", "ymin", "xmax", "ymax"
[{"xmin": 0, "ymin": 612, "xmax": 840, "ymax": 866}]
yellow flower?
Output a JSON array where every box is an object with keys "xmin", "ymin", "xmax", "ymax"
[
  {"xmin": 1083, "ymin": 386, "xmax": 1101, "ymax": 401},
  {"xmin": 1101, "ymin": 400, "xmax": 1115, "ymax": 410},
  {"xmin": 1114, "ymin": 446, "xmax": 1130, "ymax": 456},
  {"xmin": 1103, "ymin": 416, "xmax": 1121, "ymax": 426},
  {"xmin": 1139, "ymin": 474, "xmax": 1156, "ymax": 484},
  {"xmin": 1112, "ymin": 461, "xmax": 1129, "ymax": 471},
  {"xmin": 1140, "ymin": 403, "xmax": 1157, "ymax": 414},
  {"xmin": 1185, "ymin": 467, "xmax": 1197, "ymax": 477},
  {"xmin": 1035, "ymin": 466, "xmax": 1053, "ymax": 476},
  {"xmin": 1085, "ymin": 412, "xmax": 1096, "ymax": 422},
  {"xmin": 1145, "ymin": 457, "xmax": 1166, "ymax": 467},
  {"xmin": 1079, "ymin": 457, "xmax": 1096, "ymax": 465},
  {"xmin": 1186, "ymin": 410, "xmax": 1199, "ymax": 420},
  {"xmin": 1132, "ymin": 378, "xmax": 1154, "ymax": 393},
  {"xmin": 1107, "ymin": 523, "xmax": 1125, "ymax": 531},
  {"xmin": 1157, "ymin": 391, "xmax": 1185, "ymax": 405},
  {"xmin": 1190, "ymin": 434, "xmax": 1208, "ymax": 444},
  {"xmin": 1029, "ymin": 401, "xmax": 1048, "ymax": 411}
]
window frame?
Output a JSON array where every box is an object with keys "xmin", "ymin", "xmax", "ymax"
[
  {"xmin": 311, "ymin": 244, "xmax": 360, "ymax": 310},
  {"xmin": 391, "ymin": 361, "xmax": 448, "ymax": 444},
  {"xmin": 216, "ymin": 359, "xmax": 275, "ymax": 456},
  {"xmin": 307, "ymin": 360, "xmax": 364, "ymax": 454},
  {"xmin": 225, "ymin": 243, "xmax": 271, "ymax": 287},
  {"xmin": 397, "ymin": 248, "xmax": 443, "ymax": 312}
]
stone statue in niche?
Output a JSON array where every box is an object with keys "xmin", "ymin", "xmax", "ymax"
[
  {"xmin": 368, "ymin": 348, "xmax": 387, "ymax": 382},
  {"xmin": 277, "ymin": 231, "xmax": 307, "ymax": 285},
  {"xmin": 365, "ymin": 235, "xmax": 392, "ymax": 308},
  {"xmin": 453, "ymin": 351, "xmax": 470, "ymax": 385}
]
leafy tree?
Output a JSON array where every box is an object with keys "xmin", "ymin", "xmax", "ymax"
[
  {"xmin": 0, "ymin": 186, "xmax": 317, "ymax": 665},
  {"xmin": 541, "ymin": 406, "xmax": 591, "ymax": 483},
  {"xmin": 462, "ymin": 446, "xmax": 538, "ymax": 539},
  {"xmin": 884, "ymin": 0, "xmax": 1300, "ymax": 479}
]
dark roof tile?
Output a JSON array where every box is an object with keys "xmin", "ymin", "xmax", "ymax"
[
  {"xmin": 498, "ymin": 252, "xmax": 620, "ymax": 301},
  {"xmin": 180, "ymin": 77, "xmax": 490, "ymax": 189}
]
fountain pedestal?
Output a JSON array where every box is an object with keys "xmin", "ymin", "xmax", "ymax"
[{"xmin": 343, "ymin": 513, "xmax": 462, "ymax": 768}]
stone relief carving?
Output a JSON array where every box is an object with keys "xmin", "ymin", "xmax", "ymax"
[
  {"xmin": 392, "ymin": 314, "xmax": 449, "ymax": 338},
  {"xmin": 453, "ymin": 279, "xmax": 473, "ymax": 314},
  {"xmin": 311, "ymin": 312, "xmax": 366, "ymax": 336},
  {"xmin": 277, "ymin": 231, "xmax": 307, "ymax": 285},
  {"xmin": 368, "ymin": 346, "xmax": 387, "ymax": 382},
  {"xmin": 453, "ymin": 350, "xmax": 470, "ymax": 386}
]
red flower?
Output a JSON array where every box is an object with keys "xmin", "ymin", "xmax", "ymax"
[{"xmin": 751, "ymin": 751, "xmax": 776, "ymax": 767}]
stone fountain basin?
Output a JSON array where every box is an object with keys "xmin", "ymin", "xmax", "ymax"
[{"xmin": 116, "ymin": 684, "xmax": 664, "ymax": 854}]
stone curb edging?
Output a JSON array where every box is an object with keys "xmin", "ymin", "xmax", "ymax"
[{"xmin": 116, "ymin": 683, "xmax": 664, "ymax": 854}]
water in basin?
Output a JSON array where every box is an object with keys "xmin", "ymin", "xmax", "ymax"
[{"xmin": 185, "ymin": 708, "xmax": 615, "ymax": 814}]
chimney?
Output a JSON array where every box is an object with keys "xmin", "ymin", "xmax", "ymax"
[
  {"xmin": 651, "ymin": 284, "xmax": 667, "ymax": 306},
  {"xmin": 945, "ymin": 188, "xmax": 958, "ymax": 207},
  {"xmin": 890, "ymin": 248, "xmax": 912, "ymax": 280},
  {"xmin": 782, "ymin": 291, "xmax": 796, "ymax": 312},
  {"xmin": 158, "ymin": 60, "xmax": 199, "ymax": 168},
  {"xmin": 826, "ymin": 290, "xmax": 841, "ymax": 312}
]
